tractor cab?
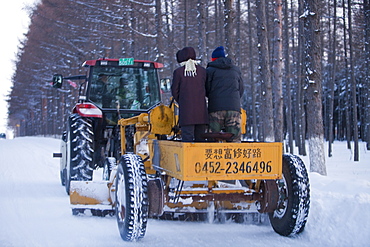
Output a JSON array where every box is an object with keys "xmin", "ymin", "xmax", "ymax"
[
  {"xmin": 85, "ymin": 58, "xmax": 163, "ymax": 111},
  {"xmin": 52, "ymin": 58, "xmax": 164, "ymax": 122}
]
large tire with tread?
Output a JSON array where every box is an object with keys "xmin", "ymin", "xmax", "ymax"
[
  {"xmin": 269, "ymin": 154, "xmax": 310, "ymax": 236},
  {"xmin": 115, "ymin": 154, "xmax": 148, "ymax": 242},
  {"xmin": 65, "ymin": 114, "xmax": 94, "ymax": 194}
]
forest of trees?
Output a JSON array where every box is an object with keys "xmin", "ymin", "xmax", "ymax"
[{"xmin": 7, "ymin": 0, "xmax": 370, "ymax": 168}]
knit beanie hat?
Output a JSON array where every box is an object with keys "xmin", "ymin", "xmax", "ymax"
[{"xmin": 212, "ymin": 46, "xmax": 226, "ymax": 59}]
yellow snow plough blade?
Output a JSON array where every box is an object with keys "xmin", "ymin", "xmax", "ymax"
[{"xmin": 69, "ymin": 181, "xmax": 113, "ymax": 210}]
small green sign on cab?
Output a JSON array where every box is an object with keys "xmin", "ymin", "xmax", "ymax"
[{"xmin": 119, "ymin": 58, "xmax": 134, "ymax": 66}]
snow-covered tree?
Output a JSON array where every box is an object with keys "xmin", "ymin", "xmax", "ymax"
[{"xmin": 302, "ymin": 0, "xmax": 327, "ymax": 175}]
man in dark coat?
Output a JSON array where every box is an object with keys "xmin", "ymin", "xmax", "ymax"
[
  {"xmin": 206, "ymin": 46, "xmax": 244, "ymax": 142},
  {"xmin": 171, "ymin": 47, "xmax": 208, "ymax": 142}
]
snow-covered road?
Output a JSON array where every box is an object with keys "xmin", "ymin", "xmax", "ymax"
[{"xmin": 0, "ymin": 137, "xmax": 369, "ymax": 246}]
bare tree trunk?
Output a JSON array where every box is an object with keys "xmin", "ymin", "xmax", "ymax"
[
  {"xmin": 224, "ymin": 0, "xmax": 235, "ymax": 61},
  {"xmin": 184, "ymin": 0, "xmax": 188, "ymax": 47},
  {"xmin": 302, "ymin": 0, "xmax": 326, "ymax": 175},
  {"xmin": 197, "ymin": 0, "xmax": 207, "ymax": 66},
  {"xmin": 364, "ymin": 0, "xmax": 370, "ymax": 150},
  {"xmin": 347, "ymin": 0, "xmax": 359, "ymax": 161},
  {"xmin": 328, "ymin": 0, "xmax": 337, "ymax": 157},
  {"xmin": 256, "ymin": 0, "xmax": 274, "ymax": 142},
  {"xmin": 342, "ymin": 0, "xmax": 352, "ymax": 150},
  {"xmin": 215, "ymin": 0, "xmax": 223, "ymax": 45},
  {"xmin": 129, "ymin": 2, "xmax": 136, "ymax": 57},
  {"xmin": 205, "ymin": 0, "xmax": 210, "ymax": 61},
  {"xmin": 283, "ymin": 0, "xmax": 293, "ymax": 153},
  {"xmin": 42, "ymin": 95, "xmax": 47, "ymax": 135},
  {"xmin": 297, "ymin": 0, "xmax": 307, "ymax": 156},
  {"xmin": 272, "ymin": 0, "xmax": 284, "ymax": 142},
  {"xmin": 236, "ymin": 0, "xmax": 241, "ymax": 67},
  {"xmin": 155, "ymin": 0, "xmax": 164, "ymax": 64},
  {"xmin": 248, "ymin": 0, "xmax": 257, "ymax": 141}
]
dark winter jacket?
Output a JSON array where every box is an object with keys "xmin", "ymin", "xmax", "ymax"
[
  {"xmin": 206, "ymin": 57, "xmax": 244, "ymax": 113},
  {"xmin": 171, "ymin": 47, "xmax": 209, "ymax": 126}
]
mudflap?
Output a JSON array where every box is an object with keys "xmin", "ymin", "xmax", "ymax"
[
  {"xmin": 258, "ymin": 180, "xmax": 279, "ymax": 213},
  {"xmin": 148, "ymin": 177, "xmax": 164, "ymax": 217}
]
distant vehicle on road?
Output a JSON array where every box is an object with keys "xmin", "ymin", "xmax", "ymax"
[{"xmin": 0, "ymin": 133, "xmax": 6, "ymax": 139}]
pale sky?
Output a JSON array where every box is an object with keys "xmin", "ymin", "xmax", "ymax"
[{"xmin": 0, "ymin": 0, "xmax": 39, "ymax": 134}]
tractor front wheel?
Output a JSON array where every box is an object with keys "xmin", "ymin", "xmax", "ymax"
[
  {"xmin": 115, "ymin": 154, "xmax": 148, "ymax": 242},
  {"xmin": 269, "ymin": 154, "xmax": 310, "ymax": 236}
]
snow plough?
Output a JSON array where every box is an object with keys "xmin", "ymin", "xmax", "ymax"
[{"xmin": 52, "ymin": 57, "xmax": 310, "ymax": 241}]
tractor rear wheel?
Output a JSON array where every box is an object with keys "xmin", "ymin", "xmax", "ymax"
[
  {"xmin": 65, "ymin": 114, "xmax": 94, "ymax": 194},
  {"xmin": 268, "ymin": 154, "xmax": 310, "ymax": 236},
  {"xmin": 115, "ymin": 154, "xmax": 148, "ymax": 242}
]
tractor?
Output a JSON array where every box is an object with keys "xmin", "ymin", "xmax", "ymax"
[{"xmin": 52, "ymin": 57, "xmax": 310, "ymax": 242}]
